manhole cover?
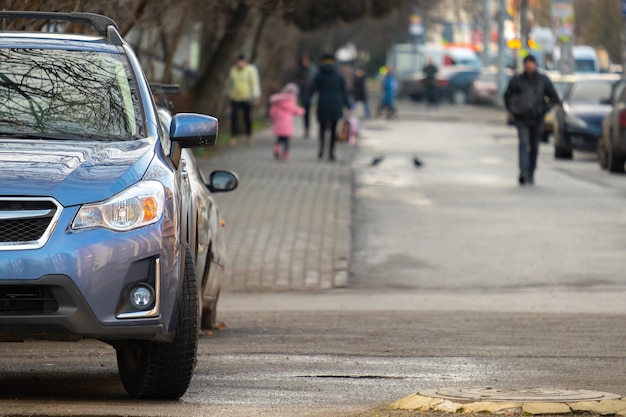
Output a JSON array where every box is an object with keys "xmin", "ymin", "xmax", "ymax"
[{"xmin": 420, "ymin": 387, "xmax": 622, "ymax": 403}]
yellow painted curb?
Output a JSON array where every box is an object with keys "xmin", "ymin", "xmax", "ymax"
[{"xmin": 391, "ymin": 393, "xmax": 626, "ymax": 415}]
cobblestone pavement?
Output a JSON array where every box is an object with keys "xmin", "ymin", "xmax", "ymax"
[{"xmin": 197, "ymin": 125, "xmax": 353, "ymax": 291}]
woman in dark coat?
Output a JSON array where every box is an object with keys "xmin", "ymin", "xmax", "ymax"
[{"xmin": 305, "ymin": 53, "xmax": 351, "ymax": 161}]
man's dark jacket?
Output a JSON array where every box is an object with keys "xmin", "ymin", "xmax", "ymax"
[{"xmin": 504, "ymin": 71, "xmax": 560, "ymax": 126}]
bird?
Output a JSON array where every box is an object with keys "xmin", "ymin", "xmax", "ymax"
[
  {"xmin": 413, "ymin": 156, "xmax": 423, "ymax": 168},
  {"xmin": 371, "ymin": 155, "xmax": 384, "ymax": 166}
]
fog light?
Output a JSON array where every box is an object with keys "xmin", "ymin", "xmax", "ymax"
[{"xmin": 129, "ymin": 285, "xmax": 154, "ymax": 310}]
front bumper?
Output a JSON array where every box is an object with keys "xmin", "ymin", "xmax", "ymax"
[
  {"xmin": 563, "ymin": 123, "xmax": 602, "ymax": 152},
  {"xmin": 0, "ymin": 206, "xmax": 180, "ymax": 342}
]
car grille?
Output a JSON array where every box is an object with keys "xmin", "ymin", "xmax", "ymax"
[
  {"xmin": 0, "ymin": 286, "xmax": 58, "ymax": 314},
  {"xmin": 0, "ymin": 198, "xmax": 61, "ymax": 249}
]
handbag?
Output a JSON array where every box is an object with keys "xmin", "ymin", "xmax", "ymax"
[{"xmin": 337, "ymin": 118, "xmax": 350, "ymax": 142}]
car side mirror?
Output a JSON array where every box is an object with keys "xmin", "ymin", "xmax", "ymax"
[
  {"xmin": 170, "ymin": 113, "xmax": 218, "ymax": 147},
  {"xmin": 207, "ymin": 170, "xmax": 239, "ymax": 193}
]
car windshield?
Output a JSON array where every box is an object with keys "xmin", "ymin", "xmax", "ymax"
[
  {"xmin": 574, "ymin": 59, "xmax": 597, "ymax": 73},
  {"xmin": 0, "ymin": 48, "xmax": 143, "ymax": 140},
  {"xmin": 569, "ymin": 80, "xmax": 613, "ymax": 105}
]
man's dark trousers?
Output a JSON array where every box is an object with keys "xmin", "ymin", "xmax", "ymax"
[{"xmin": 516, "ymin": 121, "xmax": 542, "ymax": 182}]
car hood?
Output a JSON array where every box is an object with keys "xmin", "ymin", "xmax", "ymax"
[
  {"xmin": 569, "ymin": 104, "xmax": 612, "ymax": 124},
  {"xmin": 0, "ymin": 138, "xmax": 157, "ymax": 207}
]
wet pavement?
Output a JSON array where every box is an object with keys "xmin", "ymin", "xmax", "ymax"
[{"xmin": 198, "ymin": 127, "xmax": 353, "ymax": 291}]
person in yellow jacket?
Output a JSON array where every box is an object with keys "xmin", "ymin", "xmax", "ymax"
[{"xmin": 228, "ymin": 54, "xmax": 261, "ymax": 146}]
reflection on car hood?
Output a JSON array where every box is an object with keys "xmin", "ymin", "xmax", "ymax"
[
  {"xmin": 0, "ymin": 138, "xmax": 156, "ymax": 206},
  {"xmin": 569, "ymin": 104, "xmax": 613, "ymax": 123}
]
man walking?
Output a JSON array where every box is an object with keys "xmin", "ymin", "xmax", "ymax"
[
  {"xmin": 422, "ymin": 58, "xmax": 438, "ymax": 107},
  {"xmin": 228, "ymin": 54, "xmax": 261, "ymax": 146},
  {"xmin": 504, "ymin": 55, "xmax": 559, "ymax": 185}
]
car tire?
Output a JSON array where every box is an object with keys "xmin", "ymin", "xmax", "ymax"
[
  {"xmin": 554, "ymin": 144, "xmax": 573, "ymax": 160},
  {"xmin": 451, "ymin": 89, "xmax": 467, "ymax": 105},
  {"xmin": 554, "ymin": 128, "xmax": 573, "ymax": 160},
  {"xmin": 608, "ymin": 146, "xmax": 626, "ymax": 173},
  {"xmin": 116, "ymin": 247, "xmax": 199, "ymax": 399},
  {"xmin": 597, "ymin": 136, "xmax": 609, "ymax": 169}
]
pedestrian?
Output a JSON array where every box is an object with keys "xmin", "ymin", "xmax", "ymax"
[
  {"xmin": 305, "ymin": 53, "xmax": 352, "ymax": 161},
  {"xmin": 296, "ymin": 53, "xmax": 317, "ymax": 139},
  {"xmin": 377, "ymin": 65, "xmax": 398, "ymax": 118},
  {"xmin": 352, "ymin": 67, "xmax": 370, "ymax": 119},
  {"xmin": 504, "ymin": 54, "xmax": 560, "ymax": 186},
  {"xmin": 228, "ymin": 54, "xmax": 261, "ymax": 146},
  {"xmin": 422, "ymin": 58, "xmax": 439, "ymax": 107},
  {"xmin": 269, "ymin": 83, "xmax": 305, "ymax": 161}
]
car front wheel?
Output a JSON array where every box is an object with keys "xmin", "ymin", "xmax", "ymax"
[
  {"xmin": 608, "ymin": 146, "xmax": 626, "ymax": 173},
  {"xmin": 598, "ymin": 136, "xmax": 609, "ymax": 169},
  {"xmin": 116, "ymin": 248, "xmax": 199, "ymax": 399}
]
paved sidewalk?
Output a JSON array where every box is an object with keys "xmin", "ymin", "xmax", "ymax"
[{"xmin": 197, "ymin": 125, "xmax": 353, "ymax": 291}]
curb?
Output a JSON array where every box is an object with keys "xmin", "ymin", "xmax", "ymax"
[{"xmin": 391, "ymin": 393, "xmax": 626, "ymax": 415}]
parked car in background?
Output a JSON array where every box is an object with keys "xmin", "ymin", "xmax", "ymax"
[
  {"xmin": 541, "ymin": 74, "xmax": 575, "ymax": 142},
  {"xmin": 469, "ymin": 68, "xmax": 512, "ymax": 105},
  {"xmin": 406, "ymin": 66, "xmax": 480, "ymax": 104},
  {"xmin": 552, "ymin": 74, "xmax": 620, "ymax": 159},
  {"xmin": 0, "ymin": 11, "xmax": 238, "ymax": 399},
  {"xmin": 597, "ymin": 78, "xmax": 626, "ymax": 172}
]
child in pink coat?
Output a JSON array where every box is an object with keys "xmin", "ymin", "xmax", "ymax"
[{"xmin": 269, "ymin": 83, "xmax": 305, "ymax": 161}]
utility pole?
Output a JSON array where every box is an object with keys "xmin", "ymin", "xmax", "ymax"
[
  {"xmin": 520, "ymin": 0, "xmax": 529, "ymax": 49},
  {"xmin": 622, "ymin": 0, "xmax": 626, "ymax": 74},
  {"xmin": 496, "ymin": 0, "xmax": 507, "ymax": 107},
  {"xmin": 483, "ymin": 0, "xmax": 491, "ymax": 65}
]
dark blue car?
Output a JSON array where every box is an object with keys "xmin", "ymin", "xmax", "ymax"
[
  {"xmin": 552, "ymin": 75, "xmax": 621, "ymax": 159},
  {"xmin": 0, "ymin": 11, "xmax": 238, "ymax": 399}
]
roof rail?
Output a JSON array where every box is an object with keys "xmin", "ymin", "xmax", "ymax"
[{"xmin": 0, "ymin": 11, "xmax": 123, "ymax": 46}]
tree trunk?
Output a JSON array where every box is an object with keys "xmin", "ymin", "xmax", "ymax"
[{"xmin": 192, "ymin": 0, "xmax": 256, "ymax": 118}]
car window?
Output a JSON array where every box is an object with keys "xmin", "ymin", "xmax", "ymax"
[
  {"xmin": 568, "ymin": 81, "xmax": 613, "ymax": 105},
  {"xmin": 0, "ymin": 48, "xmax": 144, "ymax": 140},
  {"xmin": 574, "ymin": 59, "xmax": 597, "ymax": 73}
]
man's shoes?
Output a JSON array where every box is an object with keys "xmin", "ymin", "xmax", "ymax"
[
  {"xmin": 328, "ymin": 155, "xmax": 336, "ymax": 162},
  {"xmin": 304, "ymin": 130, "xmax": 309, "ymax": 139},
  {"xmin": 518, "ymin": 175, "xmax": 526, "ymax": 186},
  {"xmin": 527, "ymin": 176, "xmax": 535, "ymax": 185}
]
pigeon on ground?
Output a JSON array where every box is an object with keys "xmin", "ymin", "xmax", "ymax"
[
  {"xmin": 371, "ymin": 155, "xmax": 384, "ymax": 166},
  {"xmin": 413, "ymin": 156, "xmax": 423, "ymax": 168}
]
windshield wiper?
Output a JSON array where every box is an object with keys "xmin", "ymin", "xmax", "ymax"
[{"xmin": 0, "ymin": 131, "xmax": 96, "ymax": 140}]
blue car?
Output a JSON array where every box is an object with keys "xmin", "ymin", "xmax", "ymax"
[
  {"xmin": 0, "ymin": 11, "xmax": 238, "ymax": 399},
  {"xmin": 552, "ymin": 75, "xmax": 620, "ymax": 159}
]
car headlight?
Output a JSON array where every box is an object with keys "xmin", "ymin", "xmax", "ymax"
[
  {"xmin": 564, "ymin": 105, "xmax": 587, "ymax": 128},
  {"xmin": 72, "ymin": 181, "xmax": 165, "ymax": 232}
]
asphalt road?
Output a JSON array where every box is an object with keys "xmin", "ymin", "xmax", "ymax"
[{"xmin": 2, "ymin": 101, "xmax": 626, "ymax": 416}]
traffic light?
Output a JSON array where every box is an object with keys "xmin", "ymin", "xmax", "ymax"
[
  {"xmin": 507, "ymin": 39, "xmax": 522, "ymax": 50},
  {"xmin": 507, "ymin": 38, "xmax": 537, "ymax": 50}
]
